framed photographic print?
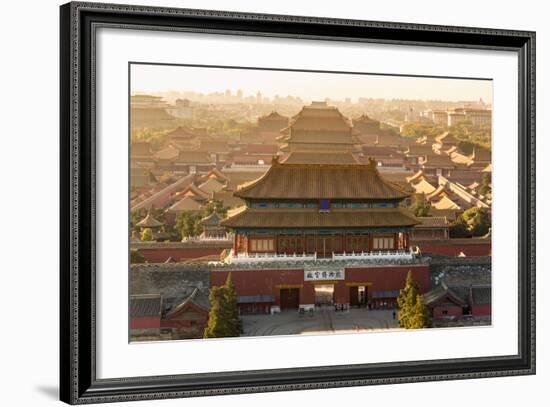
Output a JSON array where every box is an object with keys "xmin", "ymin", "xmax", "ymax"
[{"xmin": 60, "ymin": 1, "xmax": 535, "ymax": 404}]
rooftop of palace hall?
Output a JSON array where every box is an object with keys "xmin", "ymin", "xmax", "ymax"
[{"xmin": 231, "ymin": 155, "xmax": 410, "ymax": 200}]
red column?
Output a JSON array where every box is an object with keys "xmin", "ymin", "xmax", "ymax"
[
  {"xmin": 233, "ymin": 233, "xmax": 238, "ymax": 253},
  {"xmin": 342, "ymin": 233, "xmax": 348, "ymax": 252}
]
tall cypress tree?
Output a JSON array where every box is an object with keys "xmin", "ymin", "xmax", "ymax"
[
  {"xmin": 204, "ymin": 273, "xmax": 241, "ymax": 338},
  {"xmin": 408, "ymin": 294, "xmax": 432, "ymax": 329},
  {"xmin": 140, "ymin": 228, "xmax": 153, "ymax": 241},
  {"xmin": 397, "ymin": 271, "xmax": 431, "ymax": 329},
  {"xmin": 204, "ymin": 286, "xmax": 225, "ymax": 338},
  {"xmin": 223, "ymin": 273, "xmax": 241, "ymax": 336},
  {"xmin": 397, "ymin": 271, "xmax": 418, "ymax": 328}
]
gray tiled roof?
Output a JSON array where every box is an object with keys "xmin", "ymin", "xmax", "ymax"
[
  {"xmin": 165, "ymin": 288, "xmax": 210, "ymax": 318},
  {"xmin": 423, "ymin": 282, "xmax": 467, "ymax": 307},
  {"xmin": 471, "ymin": 285, "xmax": 491, "ymax": 304},
  {"xmin": 200, "ymin": 212, "xmax": 222, "ymax": 226},
  {"xmin": 130, "ymin": 294, "xmax": 162, "ymax": 317}
]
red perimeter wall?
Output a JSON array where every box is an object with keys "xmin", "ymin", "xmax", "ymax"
[
  {"xmin": 130, "ymin": 316, "xmax": 160, "ymax": 329},
  {"xmin": 416, "ymin": 241, "xmax": 491, "ymax": 257},
  {"xmin": 432, "ymin": 304, "xmax": 463, "ymax": 318},
  {"xmin": 211, "ymin": 265, "xmax": 430, "ymax": 306},
  {"xmin": 137, "ymin": 247, "xmax": 225, "ymax": 263},
  {"xmin": 472, "ymin": 304, "xmax": 492, "ymax": 317}
]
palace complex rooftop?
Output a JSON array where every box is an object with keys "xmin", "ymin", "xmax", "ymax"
[{"xmin": 232, "ymin": 156, "xmax": 409, "ymax": 201}]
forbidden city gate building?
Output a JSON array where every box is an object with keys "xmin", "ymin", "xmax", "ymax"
[
  {"xmin": 216, "ymin": 103, "xmax": 426, "ymax": 312},
  {"xmin": 221, "ymin": 156, "xmax": 419, "ymax": 260}
]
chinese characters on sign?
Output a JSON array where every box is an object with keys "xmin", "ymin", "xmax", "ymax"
[{"xmin": 304, "ymin": 269, "xmax": 345, "ymax": 281}]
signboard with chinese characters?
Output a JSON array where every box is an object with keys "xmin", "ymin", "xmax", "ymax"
[{"xmin": 304, "ymin": 269, "xmax": 345, "ymax": 281}]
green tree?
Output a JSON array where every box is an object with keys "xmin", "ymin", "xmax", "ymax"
[
  {"xmin": 223, "ymin": 273, "xmax": 240, "ymax": 335},
  {"xmin": 202, "ymin": 199, "xmax": 228, "ymax": 218},
  {"xmin": 400, "ymin": 122, "xmax": 446, "ymax": 140},
  {"xmin": 397, "ymin": 271, "xmax": 431, "ymax": 329},
  {"xmin": 140, "ymin": 228, "xmax": 153, "ymax": 241},
  {"xmin": 479, "ymin": 173, "xmax": 491, "ymax": 196},
  {"xmin": 449, "ymin": 216, "xmax": 471, "ymax": 238},
  {"xmin": 457, "ymin": 140, "xmax": 475, "ymax": 155},
  {"xmin": 410, "ymin": 194, "xmax": 431, "ymax": 217},
  {"xmin": 175, "ymin": 212, "xmax": 201, "ymax": 239},
  {"xmin": 204, "ymin": 273, "xmax": 240, "ymax": 338},
  {"xmin": 130, "ymin": 249, "xmax": 146, "ymax": 264},
  {"xmin": 397, "ymin": 271, "xmax": 418, "ymax": 328},
  {"xmin": 203, "ymin": 286, "xmax": 226, "ymax": 338},
  {"xmin": 408, "ymin": 294, "xmax": 432, "ymax": 329},
  {"xmin": 463, "ymin": 207, "xmax": 491, "ymax": 237}
]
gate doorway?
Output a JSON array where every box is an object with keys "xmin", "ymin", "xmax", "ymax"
[
  {"xmin": 280, "ymin": 288, "xmax": 299, "ymax": 310},
  {"xmin": 349, "ymin": 285, "xmax": 368, "ymax": 307},
  {"xmin": 314, "ymin": 284, "xmax": 334, "ymax": 306}
]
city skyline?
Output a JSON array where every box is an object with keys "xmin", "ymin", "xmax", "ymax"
[{"xmin": 131, "ymin": 64, "xmax": 493, "ymax": 103}]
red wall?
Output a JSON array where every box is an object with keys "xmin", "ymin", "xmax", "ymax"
[
  {"xmin": 138, "ymin": 247, "xmax": 225, "ymax": 263},
  {"xmin": 346, "ymin": 265, "xmax": 430, "ymax": 295},
  {"xmin": 130, "ymin": 316, "xmax": 160, "ymax": 329},
  {"xmin": 211, "ymin": 264, "xmax": 430, "ymax": 306},
  {"xmin": 212, "ymin": 269, "xmax": 304, "ymax": 295},
  {"xmin": 161, "ymin": 320, "xmax": 207, "ymax": 329},
  {"xmin": 417, "ymin": 242, "xmax": 491, "ymax": 257},
  {"xmin": 472, "ymin": 304, "xmax": 491, "ymax": 317},
  {"xmin": 432, "ymin": 305, "xmax": 463, "ymax": 318}
]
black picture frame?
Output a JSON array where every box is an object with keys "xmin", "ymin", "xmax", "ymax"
[{"xmin": 60, "ymin": 1, "xmax": 536, "ymax": 404}]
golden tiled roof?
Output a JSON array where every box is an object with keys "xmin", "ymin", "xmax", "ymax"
[
  {"xmin": 166, "ymin": 196, "xmax": 202, "ymax": 212},
  {"xmin": 174, "ymin": 184, "xmax": 210, "ymax": 200},
  {"xmin": 281, "ymin": 151, "xmax": 359, "ymax": 165},
  {"xmin": 422, "ymin": 154, "xmax": 455, "ymax": 168},
  {"xmin": 413, "ymin": 179, "xmax": 437, "ymax": 195},
  {"xmin": 221, "ymin": 207, "xmax": 419, "ymax": 228},
  {"xmin": 234, "ymin": 158, "xmax": 409, "ymax": 200},
  {"xmin": 153, "ymin": 145, "xmax": 180, "ymax": 161},
  {"xmin": 353, "ymin": 113, "xmax": 378, "ymax": 123},
  {"xmin": 261, "ymin": 111, "xmax": 287, "ymax": 120},
  {"xmin": 212, "ymin": 191, "xmax": 245, "ymax": 208},
  {"xmin": 405, "ymin": 144, "xmax": 434, "ymax": 156},
  {"xmin": 287, "ymin": 105, "xmax": 351, "ymax": 132},
  {"xmin": 136, "ymin": 210, "xmax": 164, "ymax": 227},
  {"xmin": 414, "ymin": 216, "xmax": 449, "ymax": 228},
  {"xmin": 435, "ymin": 131, "xmax": 454, "ymax": 143}
]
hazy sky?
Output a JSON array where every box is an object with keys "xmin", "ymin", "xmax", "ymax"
[{"xmin": 131, "ymin": 64, "xmax": 492, "ymax": 102}]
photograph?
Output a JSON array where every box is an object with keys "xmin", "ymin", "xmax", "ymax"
[
  {"xmin": 54, "ymin": 1, "xmax": 536, "ymax": 404},
  {"xmin": 128, "ymin": 64, "xmax": 493, "ymax": 342}
]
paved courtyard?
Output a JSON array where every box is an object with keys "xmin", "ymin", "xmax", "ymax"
[{"xmin": 241, "ymin": 308, "xmax": 399, "ymax": 337}]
